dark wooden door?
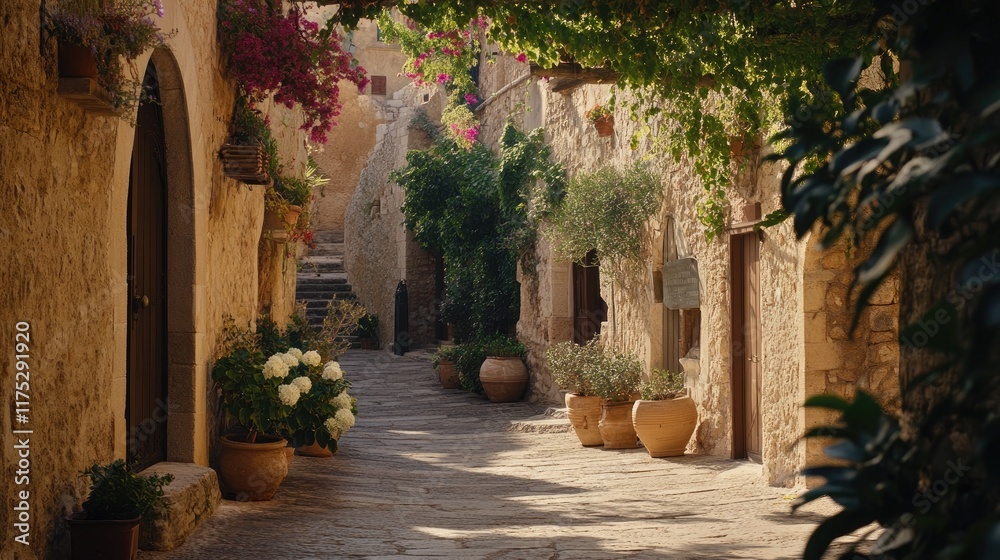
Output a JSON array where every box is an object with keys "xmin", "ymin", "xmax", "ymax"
[
  {"xmin": 572, "ymin": 250, "xmax": 606, "ymax": 344},
  {"xmin": 127, "ymin": 63, "xmax": 168, "ymax": 470},
  {"xmin": 662, "ymin": 218, "xmax": 682, "ymax": 372},
  {"xmin": 730, "ymin": 232, "xmax": 762, "ymax": 463}
]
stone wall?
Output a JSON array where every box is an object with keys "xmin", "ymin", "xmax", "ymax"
[
  {"xmin": 343, "ymin": 88, "xmax": 443, "ymax": 350},
  {"xmin": 0, "ymin": 0, "xmax": 309, "ymax": 556}
]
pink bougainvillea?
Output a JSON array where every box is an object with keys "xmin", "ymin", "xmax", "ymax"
[
  {"xmin": 515, "ymin": 53, "xmax": 527, "ymax": 63},
  {"xmin": 219, "ymin": 0, "xmax": 368, "ymax": 143}
]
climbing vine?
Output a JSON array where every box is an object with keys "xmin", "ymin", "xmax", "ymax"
[
  {"xmin": 393, "ymin": 120, "xmax": 563, "ymax": 342},
  {"xmin": 326, "ymin": 1, "xmax": 882, "ymax": 237}
]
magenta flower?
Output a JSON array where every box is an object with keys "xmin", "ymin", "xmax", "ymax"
[
  {"xmin": 436, "ymin": 73, "xmax": 451, "ymax": 84},
  {"xmin": 515, "ymin": 53, "xmax": 527, "ymax": 63},
  {"xmin": 464, "ymin": 93, "xmax": 478, "ymax": 105}
]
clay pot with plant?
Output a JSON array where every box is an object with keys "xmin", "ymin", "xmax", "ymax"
[
  {"xmin": 586, "ymin": 102, "xmax": 615, "ymax": 137},
  {"xmin": 548, "ymin": 340, "xmax": 605, "ymax": 447},
  {"xmin": 355, "ymin": 313, "xmax": 380, "ymax": 350},
  {"xmin": 632, "ymin": 369, "xmax": 697, "ymax": 457},
  {"xmin": 68, "ymin": 459, "xmax": 174, "ymax": 560},
  {"xmin": 221, "ymin": 97, "xmax": 277, "ymax": 185},
  {"xmin": 590, "ymin": 350, "xmax": 643, "ymax": 449},
  {"xmin": 433, "ymin": 345, "xmax": 462, "ymax": 389},
  {"xmin": 478, "ymin": 336, "xmax": 528, "ymax": 402}
]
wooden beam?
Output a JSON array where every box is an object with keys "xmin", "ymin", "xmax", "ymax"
[
  {"xmin": 550, "ymin": 78, "xmax": 586, "ymax": 93},
  {"xmin": 530, "ymin": 63, "xmax": 619, "ymax": 83}
]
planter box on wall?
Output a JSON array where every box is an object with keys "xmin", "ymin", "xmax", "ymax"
[
  {"xmin": 56, "ymin": 42, "xmax": 120, "ymax": 116},
  {"xmin": 220, "ymin": 144, "xmax": 270, "ymax": 185}
]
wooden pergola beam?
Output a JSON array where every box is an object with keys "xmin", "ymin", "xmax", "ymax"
[{"xmin": 530, "ymin": 63, "xmax": 619, "ymax": 84}]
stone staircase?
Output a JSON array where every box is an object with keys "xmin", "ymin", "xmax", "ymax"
[{"xmin": 296, "ymin": 231, "xmax": 361, "ymax": 348}]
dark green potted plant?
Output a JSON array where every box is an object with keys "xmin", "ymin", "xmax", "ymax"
[
  {"xmin": 478, "ymin": 335, "xmax": 528, "ymax": 403},
  {"xmin": 588, "ymin": 349, "xmax": 643, "ymax": 449},
  {"xmin": 355, "ymin": 313, "xmax": 380, "ymax": 350},
  {"xmin": 432, "ymin": 345, "xmax": 462, "ymax": 389},
  {"xmin": 68, "ymin": 459, "xmax": 173, "ymax": 560}
]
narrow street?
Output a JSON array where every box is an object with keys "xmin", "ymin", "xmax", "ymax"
[{"xmin": 141, "ymin": 351, "xmax": 833, "ymax": 560}]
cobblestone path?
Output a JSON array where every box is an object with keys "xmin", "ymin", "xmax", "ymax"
[{"xmin": 141, "ymin": 350, "xmax": 833, "ymax": 559}]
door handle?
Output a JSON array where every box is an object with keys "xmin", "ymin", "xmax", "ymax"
[{"xmin": 132, "ymin": 294, "xmax": 149, "ymax": 320}]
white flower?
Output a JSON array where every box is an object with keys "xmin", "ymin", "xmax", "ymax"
[
  {"xmin": 263, "ymin": 355, "xmax": 289, "ymax": 379},
  {"xmin": 332, "ymin": 391, "xmax": 352, "ymax": 411},
  {"xmin": 286, "ymin": 348, "xmax": 303, "ymax": 359},
  {"xmin": 280, "ymin": 353, "xmax": 298, "ymax": 367},
  {"xmin": 277, "ymin": 383, "xmax": 301, "ymax": 406},
  {"xmin": 335, "ymin": 408, "xmax": 356, "ymax": 430},
  {"xmin": 322, "ymin": 361, "xmax": 343, "ymax": 380},
  {"xmin": 291, "ymin": 376, "xmax": 312, "ymax": 394},
  {"xmin": 301, "ymin": 350, "xmax": 322, "ymax": 367},
  {"xmin": 323, "ymin": 417, "xmax": 341, "ymax": 436}
]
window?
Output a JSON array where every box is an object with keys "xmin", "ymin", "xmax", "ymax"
[{"xmin": 370, "ymin": 76, "xmax": 387, "ymax": 96}]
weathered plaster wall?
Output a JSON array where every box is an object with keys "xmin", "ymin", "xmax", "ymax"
[
  {"xmin": 0, "ymin": 0, "xmax": 309, "ymax": 556},
  {"xmin": 343, "ymin": 88, "xmax": 443, "ymax": 349}
]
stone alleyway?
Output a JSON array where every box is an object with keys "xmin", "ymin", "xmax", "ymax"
[{"xmin": 141, "ymin": 351, "xmax": 838, "ymax": 560}]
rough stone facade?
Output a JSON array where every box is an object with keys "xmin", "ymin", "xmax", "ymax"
[
  {"xmin": 342, "ymin": 88, "xmax": 443, "ymax": 350},
  {"xmin": 0, "ymin": 1, "xmax": 309, "ymax": 556},
  {"xmin": 473, "ymin": 53, "xmax": 901, "ymax": 487}
]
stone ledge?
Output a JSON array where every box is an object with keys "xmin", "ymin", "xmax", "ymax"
[
  {"xmin": 139, "ymin": 462, "xmax": 221, "ymax": 551},
  {"xmin": 507, "ymin": 407, "xmax": 571, "ymax": 434}
]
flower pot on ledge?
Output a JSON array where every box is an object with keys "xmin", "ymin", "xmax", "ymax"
[
  {"xmin": 221, "ymin": 144, "xmax": 270, "ymax": 185},
  {"xmin": 262, "ymin": 204, "xmax": 302, "ymax": 241},
  {"xmin": 593, "ymin": 115, "xmax": 615, "ymax": 137},
  {"xmin": 56, "ymin": 41, "xmax": 120, "ymax": 116}
]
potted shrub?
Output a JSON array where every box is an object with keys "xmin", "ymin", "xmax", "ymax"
[
  {"xmin": 632, "ymin": 369, "xmax": 698, "ymax": 457},
  {"xmin": 47, "ymin": 0, "xmax": 172, "ymax": 115},
  {"xmin": 355, "ymin": 313, "xmax": 380, "ymax": 350},
  {"xmin": 547, "ymin": 340, "xmax": 604, "ymax": 447},
  {"xmin": 211, "ymin": 340, "xmax": 302, "ymax": 500},
  {"xmin": 220, "ymin": 97, "xmax": 276, "ymax": 185},
  {"xmin": 585, "ymin": 102, "xmax": 614, "ymax": 137},
  {"xmin": 432, "ymin": 345, "xmax": 461, "ymax": 389},
  {"xmin": 68, "ymin": 459, "xmax": 173, "ymax": 560},
  {"xmin": 478, "ymin": 336, "xmax": 528, "ymax": 402},
  {"xmin": 589, "ymin": 349, "xmax": 643, "ymax": 449}
]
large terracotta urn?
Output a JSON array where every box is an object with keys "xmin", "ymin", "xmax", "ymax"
[
  {"xmin": 565, "ymin": 393, "xmax": 604, "ymax": 446},
  {"xmin": 218, "ymin": 434, "xmax": 288, "ymax": 501},
  {"xmin": 438, "ymin": 359, "xmax": 460, "ymax": 389},
  {"xmin": 599, "ymin": 400, "xmax": 639, "ymax": 449},
  {"xmin": 479, "ymin": 356, "xmax": 528, "ymax": 402},
  {"xmin": 632, "ymin": 395, "xmax": 698, "ymax": 457}
]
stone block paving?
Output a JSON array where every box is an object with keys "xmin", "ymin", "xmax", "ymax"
[{"xmin": 141, "ymin": 351, "xmax": 840, "ymax": 560}]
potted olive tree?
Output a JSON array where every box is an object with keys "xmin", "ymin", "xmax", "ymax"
[
  {"xmin": 632, "ymin": 370, "xmax": 698, "ymax": 457},
  {"xmin": 68, "ymin": 460, "xmax": 174, "ymax": 560},
  {"xmin": 589, "ymin": 349, "xmax": 643, "ymax": 449},
  {"xmin": 547, "ymin": 340, "xmax": 604, "ymax": 446},
  {"xmin": 478, "ymin": 336, "xmax": 528, "ymax": 402}
]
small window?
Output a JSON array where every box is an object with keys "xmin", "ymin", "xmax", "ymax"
[{"xmin": 370, "ymin": 76, "xmax": 387, "ymax": 96}]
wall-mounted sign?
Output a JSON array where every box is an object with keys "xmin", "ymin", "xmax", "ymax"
[{"xmin": 662, "ymin": 258, "xmax": 700, "ymax": 309}]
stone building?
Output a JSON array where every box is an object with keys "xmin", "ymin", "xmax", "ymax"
[
  {"xmin": 471, "ymin": 53, "xmax": 901, "ymax": 486},
  {"xmin": 341, "ymin": 42, "xmax": 902, "ymax": 487},
  {"xmin": 0, "ymin": 0, "xmax": 310, "ymax": 556}
]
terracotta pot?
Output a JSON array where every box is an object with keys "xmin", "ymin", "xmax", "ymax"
[
  {"xmin": 284, "ymin": 445, "xmax": 295, "ymax": 464},
  {"xmin": 565, "ymin": 393, "xmax": 604, "ymax": 447},
  {"xmin": 360, "ymin": 338, "xmax": 378, "ymax": 350},
  {"xmin": 284, "ymin": 204, "xmax": 303, "ymax": 226},
  {"xmin": 68, "ymin": 515, "xmax": 140, "ymax": 560},
  {"xmin": 217, "ymin": 434, "xmax": 288, "ymax": 501},
  {"xmin": 632, "ymin": 396, "xmax": 698, "ymax": 458},
  {"xmin": 438, "ymin": 359, "xmax": 460, "ymax": 389},
  {"xmin": 599, "ymin": 400, "xmax": 639, "ymax": 449},
  {"xmin": 58, "ymin": 41, "xmax": 99, "ymax": 79},
  {"xmin": 593, "ymin": 115, "xmax": 615, "ymax": 137},
  {"xmin": 479, "ymin": 356, "xmax": 528, "ymax": 402},
  {"xmin": 296, "ymin": 439, "xmax": 337, "ymax": 457}
]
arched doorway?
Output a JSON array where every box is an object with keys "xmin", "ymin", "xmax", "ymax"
[{"xmin": 126, "ymin": 62, "xmax": 169, "ymax": 469}]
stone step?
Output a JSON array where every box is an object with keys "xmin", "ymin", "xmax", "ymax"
[
  {"xmin": 312, "ymin": 230, "xmax": 344, "ymax": 244},
  {"xmin": 296, "ymin": 274, "xmax": 348, "ymax": 286},
  {"xmin": 506, "ymin": 407, "xmax": 572, "ymax": 434},
  {"xmin": 139, "ymin": 462, "xmax": 221, "ymax": 551},
  {"xmin": 295, "ymin": 284, "xmax": 354, "ymax": 297},
  {"xmin": 306, "ymin": 243, "xmax": 345, "ymax": 257}
]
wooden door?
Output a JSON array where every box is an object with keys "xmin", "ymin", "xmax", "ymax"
[
  {"xmin": 572, "ymin": 250, "xmax": 606, "ymax": 344},
  {"xmin": 662, "ymin": 218, "xmax": 682, "ymax": 372},
  {"xmin": 730, "ymin": 232, "xmax": 762, "ymax": 463},
  {"xmin": 127, "ymin": 63, "xmax": 168, "ymax": 470}
]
